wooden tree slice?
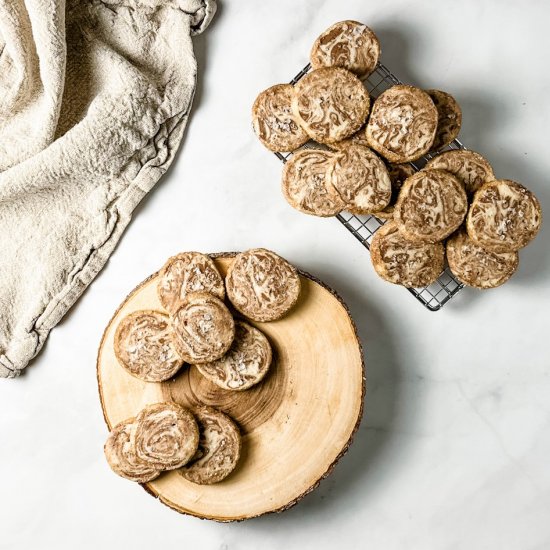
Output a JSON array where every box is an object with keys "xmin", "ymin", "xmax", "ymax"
[{"xmin": 97, "ymin": 254, "xmax": 365, "ymax": 521}]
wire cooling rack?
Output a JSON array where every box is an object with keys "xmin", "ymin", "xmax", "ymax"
[{"xmin": 274, "ymin": 62, "xmax": 465, "ymax": 311}]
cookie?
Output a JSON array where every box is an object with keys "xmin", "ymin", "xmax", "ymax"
[
  {"xmin": 310, "ymin": 20, "xmax": 380, "ymax": 79},
  {"xmin": 104, "ymin": 418, "xmax": 161, "ymax": 483},
  {"xmin": 394, "ymin": 169, "xmax": 468, "ymax": 243},
  {"xmin": 252, "ymin": 84, "xmax": 309, "ymax": 152},
  {"xmin": 134, "ymin": 402, "xmax": 199, "ymax": 470},
  {"xmin": 467, "ymin": 179, "xmax": 542, "ymax": 252},
  {"xmin": 375, "ymin": 163, "xmax": 416, "ymax": 220},
  {"xmin": 329, "ymin": 144, "xmax": 391, "ymax": 214},
  {"xmin": 292, "ymin": 67, "xmax": 370, "ymax": 144},
  {"xmin": 366, "ymin": 85, "xmax": 438, "ymax": 163},
  {"xmin": 226, "ymin": 248, "xmax": 301, "ymax": 322},
  {"xmin": 179, "ymin": 406, "xmax": 241, "ymax": 485},
  {"xmin": 172, "ymin": 292, "xmax": 235, "ymax": 364},
  {"xmin": 446, "ymin": 229, "xmax": 519, "ymax": 289},
  {"xmin": 114, "ymin": 310, "xmax": 184, "ymax": 382},
  {"xmin": 281, "ymin": 149, "xmax": 345, "ymax": 217},
  {"xmin": 424, "ymin": 149, "xmax": 494, "ymax": 195},
  {"xmin": 329, "ymin": 125, "xmax": 370, "ymax": 150},
  {"xmin": 157, "ymin": 252, "xmax": 225, "ymax": 315},
  {"xmin": 370, "ymin": 221, "xmax": 444, "ymax": 287},
  {"xmin": 195, "ymin": 321, "xmax": 272, "ymax": 391},
  {"xmin": 425, "ymin": 89, "xmax": 462, "ymax": 150}
]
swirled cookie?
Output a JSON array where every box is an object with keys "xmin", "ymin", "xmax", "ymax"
[
  {"xmin": 292, "ymin": 67, "xmax": 370, "ymax": 144},
  {"xmin": 447, "ymin": 229, "xmax": 519, "ymax": 289},
  {"xmin": 114, "ymin": 310, "xmax": 184, "ymax": 382},
  {"xmin": 467, "ymin": 180, "xmax": 542, "ymax": 252},
  {"xmin": 370, "ymin": 221, "xmax": 444, "ymax": 287},
  {"xmin": 196, "ymin": 321, "xmax": 272, "ymax": 391},
  {"xmin": 329, "ymin": 144, "xmax": 391, "ymax": 214},
  {"xmin": 281, "ymin": 149, "xmax": 345, "ymax": 216},
  {"xmin": 226, "ymin": 248, "xmax": 301, "ymax": 322},
  {"xmin": 394, "ymin": 169, "xmax": 468, "ymax": 243},
  {"xmin": 366, "ymin": 85, "xmax": 438, "ymax": 163},
  {"xmin": 375, "ymin": 163, "xmax": 416, "ymax": 220},
  {"xmin": 424, "ymin": 150, "xmax": 495, "ymax": 195},
  {"xmin": 134, "ymin": 402, "xmax": 199, "ymax": 470},
  {"xmin": 157, "ymin": 252, "xmax": 225, "ymax": 315},
  {"xmin": 104, "ymin": 418, "xmax": 161, "ymax": 483},
  {"xmin": 179, "ymin": 406, "xmax": 241, "ymax": 485},
  {"xmin": 172, "ymin": 292, "xmax": 235, "ymax": 364},
  {"xmin": 252, "ymin": 84, "xmax": 309, "ymax": 152},
  {"xmin": 330, "ymin": 125, "xmax": 370, "ymax": 150},
  {"xmin": 426, "ymin": 89, "xmax": 462, "ymax": 151},
  {"xmin": 310, "ymin": 20, "xmax": 380, "ymax": 79}
]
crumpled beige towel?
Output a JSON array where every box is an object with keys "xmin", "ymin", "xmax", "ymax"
[{"xmin": 0, "ymin": 0, "xmax": 216, "ymax": 377}]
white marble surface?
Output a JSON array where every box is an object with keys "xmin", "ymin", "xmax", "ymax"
[{"xmin": 2, "ymin": 1, "xmax": 550, "ymax": 548}]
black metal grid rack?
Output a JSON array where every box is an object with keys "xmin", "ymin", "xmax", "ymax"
[{"xmin": 274, "ymin": 62, "xmax": 465, "ymax": 311}]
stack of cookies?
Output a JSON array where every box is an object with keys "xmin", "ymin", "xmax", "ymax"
[
  {"xmin": 252, "ymin": 20, "xmax": 542, "ymax": 290},
  {"xmin": 105, "ymin": 248, "xmax": 302, "ymax": 484}
]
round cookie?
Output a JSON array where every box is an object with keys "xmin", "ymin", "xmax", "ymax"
[
  {"xmin": 375, "ymin": 162, "xmax": 416, "ymax": 220},
  {"xmin": 195, "ymin": 321, "xmax": 272, "ymax": 391},
  {"xmin": 292, "ymin": 67, "xmax": 370, "ymax": 144},
  {"xmin": 467, "ymin": 179, "xmax": 542, "ymax": 252},
  {"xmin": 394, "ymin": 169, "xmax": 468, "ymax": 243},
  {"xmin": 447, "ymin": 229, "xmax": 519, "ymax": 289},
  {"xmin": 104, "ymin": 418, "xmax": 161, "ymax": 483},
  {"xmin": 370, "ymin": 221, "xmax": 445, "ymax": 288},
  {"xmin": 281, "ymin": 149, "xmax": 345, "ymax": 217},
  {"xmin": 425, "ymin": 89, "xmax": 462, "ymax": 150},
  {"xmin": 366, "ymin": 85, "xmax": 438, "ymax": 163},
  {"xmin": 226, "ymin": 248, "xmax": 301, "ymax": 322},
  {"xmin": 329, "ymin": 144, "xmax": 391, "ymax": 214},
  {"xmin": 179, "ymin": 406, "xmax": 242, "ymax": 485},
  {"xmin": 310, "ymin": 20, "xmax": 381, "ymax": 79},
  {"xmin": 252, "ymin": 84, "xmax": 309, "ymax": 152},
  {"xmin": 424, "ymin": 149, "xmax": 494, "ymax": 195},
  {"xmin": 134, "ymin": 402, "xmax": 199, "ymax": 470},
  {"xmin": 157, "ymin": 252, "xmax": 225, "ymax": 315},
  {"xmin": 172, "ymin": 292, "xmax": 235, "ymax": 364},
  {"xmin": 114, "ymin": 310, "xmax": 184, "ymax": 382}
]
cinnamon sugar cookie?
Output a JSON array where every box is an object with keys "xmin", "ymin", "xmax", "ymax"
[
  {"xmin": 114, "ymin": 310, "xmax": 184, "ymax": 382},
  {"xmin": 424, "ymin": 150, "xmax": 494, "ymax": 195},
  {"xmin": 310, "ymin": 20, "xmax": 380, "ymax": 79},
  {"xmin": 467, "ymin": 180, "xmax": 542, "ymax": 252},
  {"xmin": 226, "ymin": 248, "xmax": 301, "ymax": 322},
  {"xmin": 426, "ymin": 89, "xmax": 462, "ymax": 150},
  {"xmin": 366, "ymin": 85, "xmax": 438, "ymax": 163},
  {"xmin": 281, "ymin": 149, "xmax": 345, "ymax": 217},
  {"xmin": 447, "ymin": 229, "xmax": 519, "ymax": 289},
  {"xmin": 158, "ymin": 252, "xmax": 225, "ymax": 314},
  {"xmin": 179, "ymin": 406, "xmax": 241, "ymax": 485},
  {"xmin": 196, "ymin": 321, "xmax": 272, "ymax": 391},
  {"xmin": 252, "ymin": 84, "xmax": 309, "ymax": 152},
  {"xmin": 292, "ymin": 67, "xmax": 370, "ymax": 144},
  {"xmin": 395, "ymin": 169, "xmax": 468, "ymax": 243},
  {"xmin": 172, "ymin": 292, "xmax": 235, "ymax": 364},
  {"xmin": 329, "ymin": 144, "xmax": 391, "ymax": 214},
  {"xmin": 374, "ymin": 162, "xmax": 416, "ymax": 220}
]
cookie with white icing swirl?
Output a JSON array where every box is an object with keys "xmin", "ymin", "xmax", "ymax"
[
  {"xmin": 179, "ymin": 406, "xmax": 241, "ymax": 485},
  {"xmin": 172, "ymin": 292, "xmax": 235, "ymax": 364},
  {"xmin": 292, "ymin": 67, "xmax": 370, "ymax": 144},
  {"xmin": 366, "ymin": 85, "xmax": 438, "ymax": 163},
  {"xmin": 375, "ymin": 163, "xmax": 416, "ymax": 220},
  {"xmin": 158, "ymin": 252, "xmax": 225, "ymax": 315},
  {"xmin": 467, "ymin": 180, "xmax": 542, "ymax": 252},
  {"xmin": 252, "ymin": 84, "xmax": 309, "ymax": 152},
  {"xmin": 114, "ymin": 310, "xmax": 184, "ymax": 382},
  {"xmin": 395, "ymin": 169, "xmax": 468, "ymax": 243},
  {"xmin": 447, "ymin": 229, "xmax": 519, "ymax": 289},
  {"xmin": 426, "ymin": 89, "xmax": 462, "ymax": 151},
  {"xmin": 370, "ymin": 221, "xmax": 444, "ymax": 287},
  {"xmin": 195, "ymin": 321, "xmax": 272, "ymax": 391},
  {"xmin": 226, "ymin": 248, "xmax": 301, "ymax": 322},
  {"xmin": 310, "ymin": 20, "xmax": 381, "ymax": 79}
]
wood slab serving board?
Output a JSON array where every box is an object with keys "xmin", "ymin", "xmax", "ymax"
[{"xmin": 97, "ymin": 253, "xmax": 365, "ymax": 521}]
